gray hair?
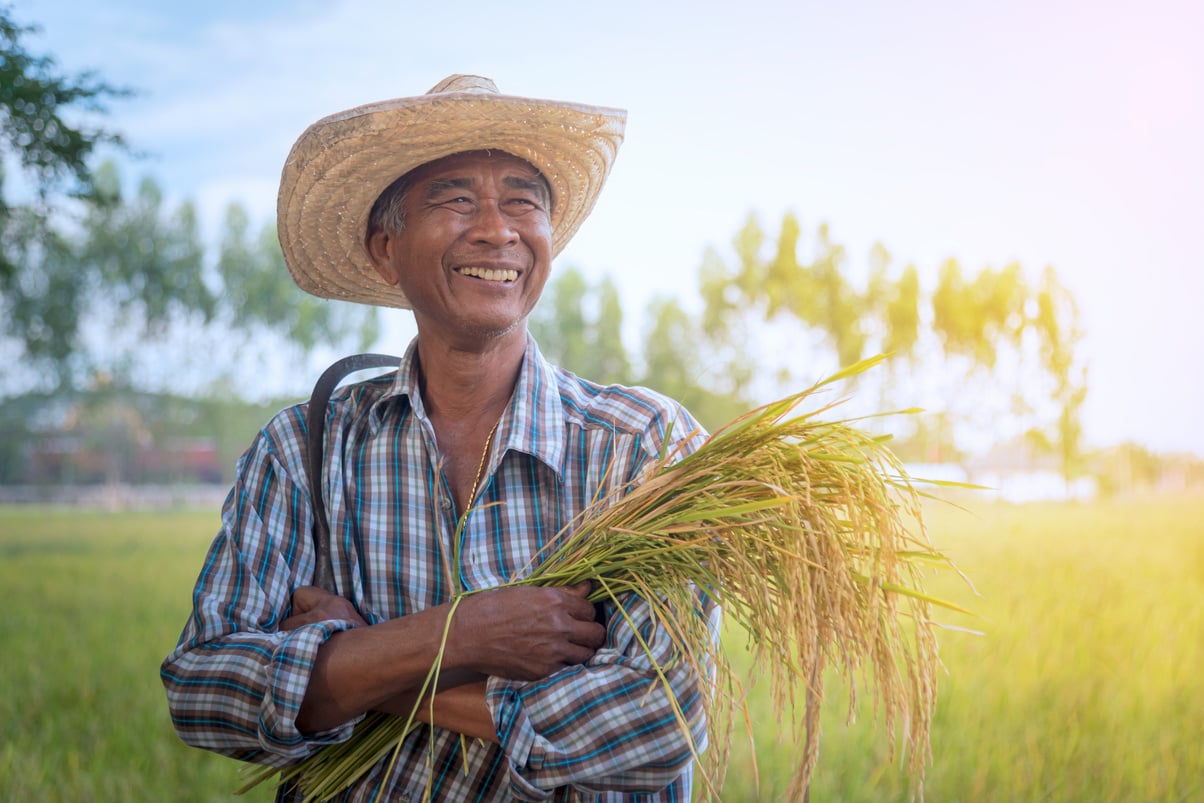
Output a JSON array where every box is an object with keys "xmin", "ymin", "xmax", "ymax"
[{"xmin": 366, "ymin": 172, "xmax": 413, "ymax": 239}]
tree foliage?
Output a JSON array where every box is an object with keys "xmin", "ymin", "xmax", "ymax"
[
  {"xmin": 931, "ymin": 258, "xmax": 1027, "ymax": 369},
  {"xmin": 0, "ymin": 5, "xmax": 130, "ymax": 271},
  {"xmin": 528, "ymin": 265, "xmax": 631, "ymax": 386},
  {"xmin": 2, "ymin": 203, "xmax": 76, "ymax": 368},
  {"xmin": 702, "ymin": 212, "xmax": 924, "ymax": 399},
  {"xmin": 638, "ymin": 295, "xmax": 749, "ymax": 430},
  {"xmin": 1, "ymin": 6, "xmax": 131, "ymax": 384},
  {"xmin": 216, "ymin": 202, "xmax": 379, "ymax": 354},
  {"xmin": 2, "ymin": 156, "xmax": 380, "ymax": 396},
  {"xmin": 82, "ymin": 164, "xmax": 212, "ymax": 330},
  {"xmin": 524, "ymin": 224, "xmax": 1093, "ymax": 481},
  {"xmin": 591, "ymin": 275, "xmax": 630, "ymax": 383},
  {"xmin": 1, "ymin": 12, "xmax": 382, "ymax": 398},
  {"xmin": 685, "ymin": 211, "xmax": 1088, "ymax": 472},
  {"xmin": 1029, "ymin": 265, "xmax": 1088, "ymax": 481}
]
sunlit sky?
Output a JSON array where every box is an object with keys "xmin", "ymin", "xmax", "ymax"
[{"xmin": 19, "ymin": 0, "xmax": 1204, "ymax": 456}]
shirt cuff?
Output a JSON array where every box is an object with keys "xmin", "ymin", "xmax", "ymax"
[
  {"xmin": 258, "ymin": 618, "xmax": 363, "ymax": 756},
  {"xmin": 486, "ymin": 675, "xmax": 552, "ymax": 801}
]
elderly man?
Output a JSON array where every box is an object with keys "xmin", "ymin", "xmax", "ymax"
[{"xmin": 161, "ymin": 75, "xmax": 710, "ymax": 801}]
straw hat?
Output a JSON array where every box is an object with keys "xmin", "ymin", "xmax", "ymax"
[{"xmin": 276, "ymin": 75, "xmax": 627, "ymax": 308}]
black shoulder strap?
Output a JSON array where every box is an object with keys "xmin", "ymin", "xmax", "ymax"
[{"xmin": 305, "ymin": 353, "xmax": 401, "ymax": 591}]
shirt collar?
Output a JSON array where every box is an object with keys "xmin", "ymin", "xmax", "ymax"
[
  {"xmin": 496, "ymin": 333, "xmax": 567, "ymax": 481},
  {"xmin": 369, "ymin": 333, "xmax": 567, "ymax": 480},
  {"xmin": 369, "ymin": 338, "xmax": 420, "ymax": 423}
]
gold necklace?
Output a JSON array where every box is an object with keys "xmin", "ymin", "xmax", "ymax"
[
  {"xmin": 463, "ymin": 414, "xmax": 503, "ymax": 513},
  {"xmin": 448, "ymin": 414, "xmax": 503, "ymax": 595}
]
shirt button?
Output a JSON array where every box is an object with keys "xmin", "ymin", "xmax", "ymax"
[{"xmin": 439, "ymin": 496, "xmax": 452, "ymax": 511}]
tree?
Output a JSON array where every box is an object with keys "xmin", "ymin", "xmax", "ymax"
[
  {"xmin": 528, "ymin": 264, "xmax": 590, "ymax": 373},
  {"xmin": 2, "ymin": 164, "xmax": 213, "ymax": 391},
  {"xmin": 1, "ymin": 6, "xmax": 131, "ymax": 385},
  {"xmin": 697, "ymin": 212, "xmax": 1091, "ymax": 464},
  {"xmin": 592, "ymin": 275, "xmax": 631, "ymax": 384},
  {"xmin": 931, "ymin": 258, "xmax": 1026, "ymax": 370},
  {"xmin": 701, "ymin": 212, "xmax": 922, "ymax": 402},
  {"xmin": 1, "ymin": 203, "xmax": 78, "ymax": 373},
  {"xmin": 216, "ymin": 201, "xmax": 379, "ymax": 356},
  {"xmin": 800, "ymin": 223, "xmax": 865, "ymax": 368},
  {"xmin": 0, "ymin": 5, "xmax": 129, "ymax": 273},
  {"xmin": 869, "ymin": 246, "xmax": 921, "ymax": 361},
  {"xmin": 528, "ymin": 265, "xmax": 632, "ymax": 385},
  {"xmin": 0, "ymin": 8, "xmax": 129, "ymax": 188},
  {"xmin": 1030, "ymin": 265, "xmax": 1088, "ymax": 485},
  {"xmin": 639, "ymin": 296, "xmax": 748, "ymax": 431},
  {"xmin": 81, "ymin": 165, "xmax": 212, "ymax": 333}
]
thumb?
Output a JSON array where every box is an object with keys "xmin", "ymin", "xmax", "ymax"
[{"xmin": 291, "ymin": 585, "xmax": 331, "ymax": 614}]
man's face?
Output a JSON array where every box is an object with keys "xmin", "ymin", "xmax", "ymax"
[{"xmin": 368, "ymin": 150, "xmax": 553, "ymax": 347}]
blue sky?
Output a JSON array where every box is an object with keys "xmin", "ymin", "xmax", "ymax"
[{"xmin": 16, "ymin": 0, "xmax": 1204, "ymax": 455}]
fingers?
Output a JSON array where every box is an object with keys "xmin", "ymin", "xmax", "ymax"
[
  {"xmin": 291, "ymin": 585, "xmax": 332, "ymax": 614},
  {"xmin": 566, "ymin": 580, "xmax": 593, "ymax": 598},
  {"xmin": 448, "ymin": 585, "xmax": 608, "ymax": 679},
  {"xmin": 280, "ymin": 586, "xmax": 368, "ymax": 631},
  {"xmin": 532, "ymin": 586, "xmax": 605, "ymax": 647},
  {"xmin": 279, "ymin": 583, "xmax": 604, "ymax": 679}
]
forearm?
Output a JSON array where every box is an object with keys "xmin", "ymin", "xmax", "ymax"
[
  {"xmin": 379, "ymin": 680, "xmax": 498, "ymax": 744},
  {"xmin": 295, "ymin": 602, "xmax": 461, "ymax": 733}
]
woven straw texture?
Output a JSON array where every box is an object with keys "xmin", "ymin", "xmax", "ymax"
[{"xmin": 276, "ymin": 76, "xmax": 627, "ymax": 308}]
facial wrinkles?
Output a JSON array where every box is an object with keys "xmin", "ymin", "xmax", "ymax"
[
  {"xmin": 435, "ymin": 172, "xmax": 548, "ymax": 283},
  {"xmin": 383, "ymin": 152, "xmax": 554, "ymax": 318},
  {"xmin": 502, "ymin": 175, "xmax": 551, "ymax": 209},
  {"xmin": 425, "ymin": 177, "xmax": 473, "ymax": 200}
]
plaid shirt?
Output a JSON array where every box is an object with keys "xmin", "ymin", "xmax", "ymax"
[{"xmin": 161, "ymin": 335, "xmax": 711, "ymax": 802}]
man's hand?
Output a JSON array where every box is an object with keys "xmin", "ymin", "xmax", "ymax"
[
  {"xmin": 448, "ymin": 582, "xmax": 606, "ymax": 680},
  {"xmin": 281, "ymin": 585, "xmax": 369, "ymax": 630},
  {"xmin": 282, "ymin": 582, "xmax": 603, "ymax": 683},
  {"xmin": 285, "ymin": 582, "xmax": 603, "ymax": 734}
]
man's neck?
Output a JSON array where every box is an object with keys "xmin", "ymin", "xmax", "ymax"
[
  {"xmin": 413, "ymin": 329, "xmax": 527, "ymax": 513},
  {"xmin": 414, "ymin": 329, "xmax": 526, "ymax": 424}
]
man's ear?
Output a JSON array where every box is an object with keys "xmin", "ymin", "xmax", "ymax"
[{"xmin": 366, "ymin": 229, "xmax": 399, "ymax": 286}]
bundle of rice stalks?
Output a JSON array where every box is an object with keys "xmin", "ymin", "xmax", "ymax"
[{"xmin": 240, "ymin": 355, "xmax": 969, "ymax": 801}]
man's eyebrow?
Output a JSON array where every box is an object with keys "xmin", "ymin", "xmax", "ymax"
[
  {"xmin": 424, "ymin": 177, "xmax": 473, "ymax": 197},
  {"xmin": 504, "ymin": 175, "xmax": 551, "ymax": 203}
]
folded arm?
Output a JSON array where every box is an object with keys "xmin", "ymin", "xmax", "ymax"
[{"xmin": 160, "ymin": 423, "xmax": 608, "ymax": 763}]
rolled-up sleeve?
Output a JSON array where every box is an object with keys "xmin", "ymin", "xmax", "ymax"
[
  {"xmin": 485, "ymin": 592, "xmax": 716, "ymax": 800},
  {"xmin": 160, "ymin": 417, "xmax": 360, "ymax": 764}
]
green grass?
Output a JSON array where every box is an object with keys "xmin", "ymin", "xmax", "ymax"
[
  {"xmin": 1, "ymin": 498, "xmax": 1201, "ymax": 802},
  {"xmin": 0, "ymin": 507, "xmax": 273, "ymax": 803},
  {"xmin": 719, "ymin": 496, "xmax": 1204, "ymax": 802}
]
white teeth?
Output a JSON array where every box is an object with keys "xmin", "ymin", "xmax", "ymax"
[{"xmin": 458, "ymin": 266, "xmax": 518, "ymax": 282}]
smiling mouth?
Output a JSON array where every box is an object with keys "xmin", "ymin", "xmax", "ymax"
[{"xmin": 457, "ymin": 266, "xmax": 519, "ymax": 283}]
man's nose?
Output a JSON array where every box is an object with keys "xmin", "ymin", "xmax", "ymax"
[{"xmin": 468, "ymin": 202, "xmax": 518, "ymax": 246}]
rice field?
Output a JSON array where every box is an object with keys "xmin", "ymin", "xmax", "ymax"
[{"xmin": 1, "ymin": 496, "xmax": 1200, "ymax": 802}]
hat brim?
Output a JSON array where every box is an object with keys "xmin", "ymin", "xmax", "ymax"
[{"xmin": 277, "ymin": 90, "xmax": 627, "ymax": 309}]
